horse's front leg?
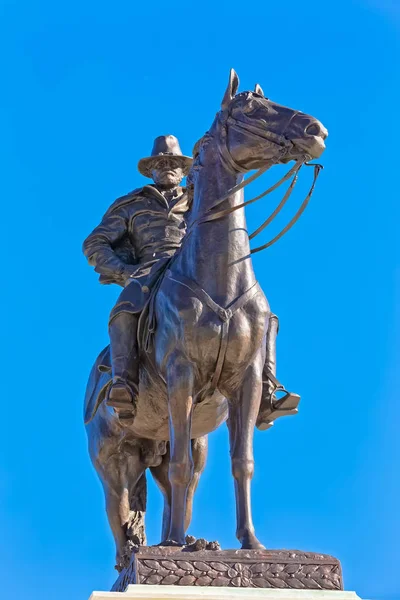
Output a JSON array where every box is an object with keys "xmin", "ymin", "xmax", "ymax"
[
  {"xmin": 164, "ymin": 352, "xmax": 194, "ymax": 545},
  {"xmin": 227, "ymin": 352, "xmax": 265, "ymax": 550},
  {"xmin": 151, "ymin": 436, "xmax": 207, "ymax": 543},
  {"xmin": 184, "ymin": 436, "xmax": 207, "ymax": 531}
]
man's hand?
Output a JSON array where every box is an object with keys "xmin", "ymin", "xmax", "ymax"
[{"xmin": 122, "ymin": 265, "xmax": 137, "ymax": 287}]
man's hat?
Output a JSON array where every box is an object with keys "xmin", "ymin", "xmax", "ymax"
[{"xmin": 138, "ymin": 135, "xmax": 193, "ymax": 178}]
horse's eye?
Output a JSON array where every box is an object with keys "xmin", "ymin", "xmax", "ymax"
[{"xmin": 242, "ymin": 100, "xmax": 262, "ymax": 114}]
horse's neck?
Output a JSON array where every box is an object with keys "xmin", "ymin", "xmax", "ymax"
[{"xmin": 177, "ymin": 155, "xmax": 256, "ymax": 306}]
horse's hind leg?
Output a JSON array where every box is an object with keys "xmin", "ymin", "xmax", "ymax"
[
  {"xmin": 98, "ymin": 450, "xmax": 146, "ymax": 569},
  {"xmin": 227, "ymin": 352, "xmax": 265, "ymax": 550},
  {"xmin": 103, "ymin": 481, "xmax": 129, "ymax": 568}
]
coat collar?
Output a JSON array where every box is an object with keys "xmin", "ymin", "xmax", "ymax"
[
  {"xmin": 143, "ymin": 185, "xmax": 186, "ymax": 211},
  {"xmin": 104, "ymin": 185, "xmax": 187, "ymax": 217}
]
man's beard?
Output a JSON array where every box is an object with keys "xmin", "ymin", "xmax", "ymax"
[{"xmin": 156, "ymin": 172, "xmax": 183, "ymax": 189}]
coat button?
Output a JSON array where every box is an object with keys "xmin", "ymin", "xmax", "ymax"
[{"xmin": 142, "ymin": 285, "xmax": 150, "ymax": 293}]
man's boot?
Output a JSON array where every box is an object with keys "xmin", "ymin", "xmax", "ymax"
[
  {"xmin": 107, "ymin": 311, "xmax": 139, "ymax": 420},
  {"xmin": 256, "ymin": 314, "xmax": 300, "ymax": 431}
]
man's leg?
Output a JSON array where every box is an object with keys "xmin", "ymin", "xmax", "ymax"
[
  {"xmin": 256, "ymin": 314, "xmax": 300, "ymax": 430},
  {"xmin": 262, "ymin": 312, "xmax": 280, "ymax": 402},
  {"xmin": 107, "ymin": 311, "xmax": 139, "ymax": 413}
]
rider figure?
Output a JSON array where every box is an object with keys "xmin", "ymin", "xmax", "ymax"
[
  {"xmin": 83, "ymin": 135, "xmax": 299, "ymax": 427},
  {"xmin": 83, "ymin": 135, "xmax": 193, "ymax": 419}
]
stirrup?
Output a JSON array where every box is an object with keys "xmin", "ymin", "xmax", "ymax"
[
  {"xmin": 258, "ymin": 368, "xmax": 301, "ymax": 430},
  {"xmin": 257, "ymin": 390, "xmax": 300, "ymax": 431}
]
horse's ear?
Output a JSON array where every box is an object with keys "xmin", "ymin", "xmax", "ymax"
[
  {"xmin": 254, "ymin": 83, "xmax": 264, "ymax": 96},
  {"xmin": 221, "ymin": 69, "xmax": 240, "ymax": 110}
]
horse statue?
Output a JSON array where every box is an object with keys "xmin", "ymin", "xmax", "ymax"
[{"xmin": 84, "ymin": 69, "xmax": 327, "ymax": 567}]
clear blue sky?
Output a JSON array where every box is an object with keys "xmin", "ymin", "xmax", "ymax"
[{"xmin": 0, "ymin": 1, "xmax": 399, "ymax": 599}]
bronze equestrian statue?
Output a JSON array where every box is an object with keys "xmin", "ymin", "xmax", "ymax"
[{"xmin": 83, "ymin": 69, "xmax": 327, "ymax": 566}]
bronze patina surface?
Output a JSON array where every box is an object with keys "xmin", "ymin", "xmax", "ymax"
[{"xmin": 83, "ymin": 69, "xmax": 330, "ymax": 579}]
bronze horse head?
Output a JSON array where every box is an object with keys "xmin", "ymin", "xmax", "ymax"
[{"xmin": 214, "ymin": 69, "xmax": 327, "ymax": 171}]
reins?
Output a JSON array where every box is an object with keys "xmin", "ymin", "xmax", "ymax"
[
  {"xmin": 188, "ymin": 110, "xmax": 323, "ymax": 253},
  {"xmin": 250, "ymin": 161, "xmax": 322, "ymax": 254},
  {"xmin": 190, "ymin": 161, "xmax": 301, "ymax": 228}
]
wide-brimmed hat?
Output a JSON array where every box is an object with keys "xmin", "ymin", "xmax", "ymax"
[{"xmin": 138, "ymin": 135, "xmax": 193, "ymax": 178}]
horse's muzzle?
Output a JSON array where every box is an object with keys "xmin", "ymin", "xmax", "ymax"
[
  {"xmin": 294, "ymin": 135, "xmax": 326, "ymax": 159},
  {"xmin": 289, "ymin": 116, "xmax": 328, "ymax": 159}
]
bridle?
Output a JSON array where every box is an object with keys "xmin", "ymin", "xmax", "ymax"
[{"xmin": 188, "ymin": 107, "xmax": 323, "ymax": 254}]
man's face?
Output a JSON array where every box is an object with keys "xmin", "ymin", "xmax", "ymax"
[{"xmin": 151, "ymin": 158, "xmax": 184, "ymax": 189}]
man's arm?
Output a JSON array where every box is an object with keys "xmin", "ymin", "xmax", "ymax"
[{"xmin": 83, "ymin": 206, "xmax": 133, "ymax": 286}]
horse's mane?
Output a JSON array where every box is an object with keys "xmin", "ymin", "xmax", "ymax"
[{"xmin": 186, "ymin": 132, "xmax": 213, "ymax": 205}]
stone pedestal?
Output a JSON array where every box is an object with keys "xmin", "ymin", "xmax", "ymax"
[
  {"xmin": 90, "ymin": 587, "xmax": 362, "ymax": 599},
  {"xmin": 89, "ymin": 547, "xmax": 363, "ymax": 600},
  {"xmin": 111, "ymin": 548, "xmax": 344, "ymax": 592}
]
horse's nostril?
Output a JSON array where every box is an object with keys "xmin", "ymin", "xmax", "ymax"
[{"xmin": 305, "ymin": 123, "xmax": 321, "ymax": 137}]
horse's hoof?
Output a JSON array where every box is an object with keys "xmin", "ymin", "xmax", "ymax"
[
  {"xmin": 240, "ymin": 532, "xmax": 266, "ymax": 550},
  {"xmin": 241, "ymin": 540, "xmax": 266, "ymax": 550},
  {"xmin": 158, "ymin": 539, "xmax": 184, "ymax": 547}
]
